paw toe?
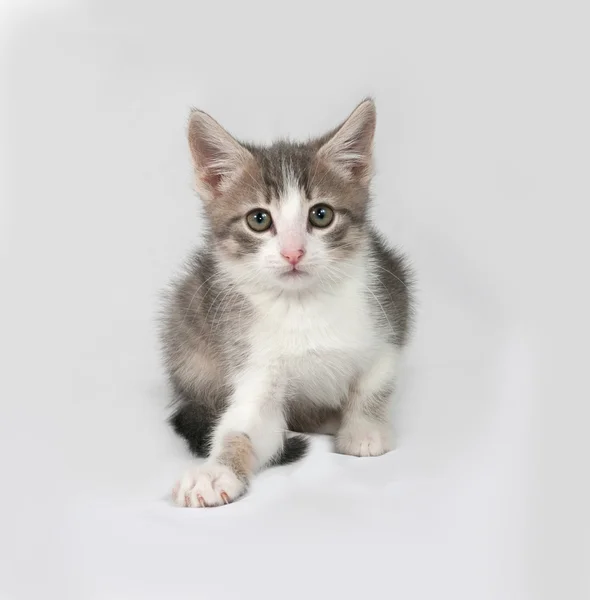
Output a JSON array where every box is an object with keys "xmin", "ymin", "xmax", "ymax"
[{"xmin": 172, "ymin": 464, "xmax": 246, "ymax": 508}]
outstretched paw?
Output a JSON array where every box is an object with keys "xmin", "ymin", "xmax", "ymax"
[{"xmin": 172, "ymin": 463, "xmax": 246, "ymax": 508}]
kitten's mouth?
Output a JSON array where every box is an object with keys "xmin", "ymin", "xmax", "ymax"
[{"xmin": 281, "ymin": 268, "xmax": 308, "ymax": 278}]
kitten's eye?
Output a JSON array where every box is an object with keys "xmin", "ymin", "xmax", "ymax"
[
  {"xmin": 246, "ymin": 209, "xmax": 273, "ymax": 232},
  {"xmin": 308, "ymin": 204, "xmax": 334, "ymax": 228}
]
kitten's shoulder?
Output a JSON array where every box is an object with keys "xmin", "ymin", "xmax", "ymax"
[
  {"xmin": 161, "ymin": 247, "xmax": 221, "ymax": 326},
  {"xmin": 367, "ymin": 229, "xmax": 413, "ymax": 285},
  {"xmin": 367, "ymin": 228, "xmax": 415, "ymax": 346}
]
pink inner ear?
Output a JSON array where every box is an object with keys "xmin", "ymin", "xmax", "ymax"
[
  {"xmin": 203, "ymin": 170, "xmax": 223, "ymax": 193},
  {"xmin": 350, "ymin": 160, "xmax": 370, "ymax": 179}
]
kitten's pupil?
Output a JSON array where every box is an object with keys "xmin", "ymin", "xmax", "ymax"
[
  {"xmin": 254, "ymin": 212, "xmax": 266, "ymax": 223},
  {"xmin": 316, "ymin": 208, "xmax": 326, "ymax": 220}
]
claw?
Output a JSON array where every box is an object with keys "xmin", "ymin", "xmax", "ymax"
[
  {"xmin": 220, "ymin": 491, "xmax": 230, "ymax": 505},
  {"xmin": 196, "ymin": 494, "xmax": 206, "ymax": 508},
  {"xmin": 184, "ymin": 493, "xmax": 191, "ymax": 507}
]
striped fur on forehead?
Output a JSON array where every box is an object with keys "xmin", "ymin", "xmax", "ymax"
[
  {"xmin": 244, "ymin": 141, "xmax": 315, "ymax": 201},
  {"xmin": 241, "ymin": 139, "xmax": 372, "ymax": 214}
]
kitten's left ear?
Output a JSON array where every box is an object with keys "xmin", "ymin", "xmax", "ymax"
[{"xmin": 317, "ymin": 98, "xmax": 376, "ymax": 184}]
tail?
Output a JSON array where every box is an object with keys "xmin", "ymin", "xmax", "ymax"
[
  {"xmin": 270, "ymin": 434, "xmax": 309, "ymax": 466},
  {"xmin": 169, "ymin": 402, "xmax": 309, "ymax": 466}
]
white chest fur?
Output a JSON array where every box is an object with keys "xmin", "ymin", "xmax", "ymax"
[{"xmin": 245, "ymin": 276, "xmax": 383, "ymax": 405}]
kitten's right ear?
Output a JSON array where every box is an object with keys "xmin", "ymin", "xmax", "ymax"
[{"xmin": 188, "ymin": 109, "xmax": 253, "ymax": 201}]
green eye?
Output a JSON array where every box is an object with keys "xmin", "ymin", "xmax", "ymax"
[
  {"xmin": 309, "ymin": 204, "xmax": 334, "ymax": 228},
  {"xmin": 246, "ymin": 209, "xmax": 273, "ymax": 232}
]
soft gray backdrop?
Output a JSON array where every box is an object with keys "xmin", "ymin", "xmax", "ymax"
[{"xmin": 1, "ymin": 1, "xmax": 588, "ymax": 599}]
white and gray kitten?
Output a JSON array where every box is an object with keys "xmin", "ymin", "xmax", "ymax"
[{"xmin": 162, "ymin": 99, "xmax": 413, "ymax": 508}]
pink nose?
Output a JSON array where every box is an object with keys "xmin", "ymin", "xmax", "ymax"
[{"xmin": 281, "ymin": 248, "xmax": 305, "ymax": 265}]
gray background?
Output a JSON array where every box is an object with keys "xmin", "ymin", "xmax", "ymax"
[{"xmin": 1, "ymin": 1, "xmax": 588, "ymax": 599}]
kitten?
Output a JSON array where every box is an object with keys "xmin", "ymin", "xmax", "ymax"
[{"xmin": 161, "ymin": 99, "xmax": 413, "ymax": 508}]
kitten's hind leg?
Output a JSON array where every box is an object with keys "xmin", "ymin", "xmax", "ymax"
[
  {"xmin": 335, "ymin": 345, "xmax": 398, "ymax": 457},
  {"xmin": 173, "ymin": 365, "xmax": 301, "ymax": 508},
  {"xmin": 169, "ymin": 399, "xmax": 217, "ymax": 458}
]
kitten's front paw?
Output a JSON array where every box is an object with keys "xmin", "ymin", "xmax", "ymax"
[
  {"xmin": 172, "ymin": 463, "xmax": 247, "ymax": 508},
  {"xmin": 336, "ymin": 423, "xmax": 392, "ymax": 457}
]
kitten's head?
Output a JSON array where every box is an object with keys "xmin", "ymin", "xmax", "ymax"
[{"xmin": 188, "ymin": 99, "xmax": 376, "ymax": 292}]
